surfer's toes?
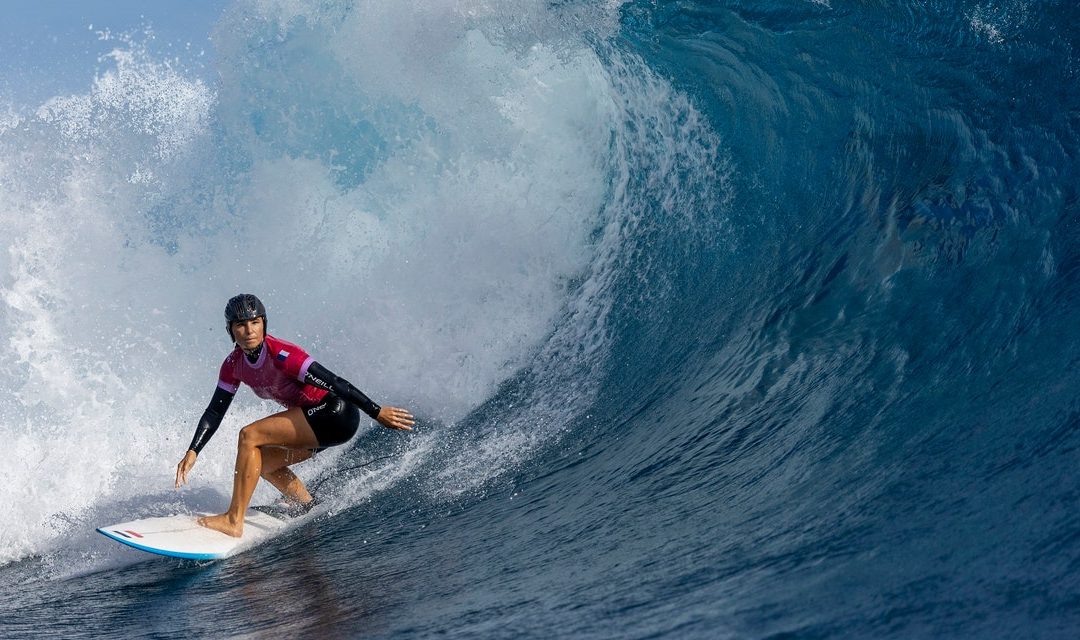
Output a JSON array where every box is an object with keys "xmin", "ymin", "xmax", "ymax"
[{"xmin": 197, "ymin": 513, "xmax": 244, "ymax": 537}]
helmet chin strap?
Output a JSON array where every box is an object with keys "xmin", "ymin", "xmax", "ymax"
[{"xmin": 241, "ymin": 341, "xmax": 264, "ymax": 363}]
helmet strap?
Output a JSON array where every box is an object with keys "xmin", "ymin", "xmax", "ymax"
[{"xmin": 243, "ymin": 341, "xmax": 264, "ymax": 363}]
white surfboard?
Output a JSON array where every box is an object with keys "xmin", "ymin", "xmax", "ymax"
[{"xmin": 97, "ymin": 507, "xmax": 294, "ymax": 560}]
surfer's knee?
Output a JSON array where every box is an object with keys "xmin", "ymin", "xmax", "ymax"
[{"xmin": 237, "ymin": 424, "xmax": 262, "ymax": 449}]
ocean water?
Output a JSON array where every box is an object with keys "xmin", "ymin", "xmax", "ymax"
[{"xmin": 1, "ymin": 1, "xmax": 1078, "ymax": 638}]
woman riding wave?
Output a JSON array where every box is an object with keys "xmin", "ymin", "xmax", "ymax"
[{"xmin": 174, "ymin": 293, "xmax": 414, "ymax": 537}]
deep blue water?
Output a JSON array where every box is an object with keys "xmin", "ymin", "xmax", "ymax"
[{"xmin": 2, "ymin": 1, "xmax": 1079, "ymax": 638}]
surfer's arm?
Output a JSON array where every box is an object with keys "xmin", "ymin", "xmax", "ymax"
[
  {"xmin": 304, "ymin": 361, "xmax": 381, "ymax": 418},
  {"xmin": 305, "ymin": 361, "xmax": 414, "ymax": 430},
  {"xmin": 177, "ymin": 387, "xmax": 235, "ymax": 487},
  {"xmin": 187, "ymin": 386, "xmax": 236, "ymax": 454}
]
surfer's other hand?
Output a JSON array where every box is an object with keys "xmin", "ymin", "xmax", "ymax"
[
  {"xmin": 377, "ymin": 406, "xmax": 415, "ymax": 431},
  {"xmin": 175, "ymin": 450, "xmax": 197, "ymax": 487}
]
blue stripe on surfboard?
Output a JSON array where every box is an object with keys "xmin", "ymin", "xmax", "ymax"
[{"xmin": 95, "ymin": 527, "xmax": 226, "ymax": 561}]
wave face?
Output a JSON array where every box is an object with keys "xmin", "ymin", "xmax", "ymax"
[{"xmin": 2, "ymin": 1, "xmax": 1079, "ymax": 638}]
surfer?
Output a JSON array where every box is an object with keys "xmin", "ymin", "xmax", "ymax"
[{"xmin": 174, "ymin": 293, "xmax": 414, "ymax": 537}]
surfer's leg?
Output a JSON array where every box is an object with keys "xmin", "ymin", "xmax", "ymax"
[
  {"xmin": 260, "ymin": 447, "xmax": 314, "ymax": 504},
  {"xmin": 198, "ymin": 407, "xmax": 320, "ymax": 537}
]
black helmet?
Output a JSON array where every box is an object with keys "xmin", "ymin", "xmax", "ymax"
[{"xmin": 225, "ymin": 294, "xmax": 266, "ymax": 337}]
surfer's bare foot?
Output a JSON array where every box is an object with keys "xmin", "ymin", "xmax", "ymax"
[{"xmin": 197, "ymin": 513, "xmax": 244, "ymax": 537}]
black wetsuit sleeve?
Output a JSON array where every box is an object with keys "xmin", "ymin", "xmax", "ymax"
[
  {"xmin": 305, "ymin": 361, "xmax": 382, "ymax": 420},
  {"xmin": 188, "ymin": 386, "xmax": 235, "ymax": 454}
]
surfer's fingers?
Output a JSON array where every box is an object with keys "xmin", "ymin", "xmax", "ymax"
[
  {"xmin": 390, "ymin": 409, "xmax": 415, "ymax": 430},
  {"xmin": 378, "ymin": 406, "xmax": 414, "ymax": 430},
  {"xmin": 175, "ymin": 458, "xmax": 193, "ymax": 487}
]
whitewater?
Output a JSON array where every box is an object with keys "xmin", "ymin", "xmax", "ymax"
[{"xmin": 1, "ymin": 1, "xmax": 1078, "ymax": 638}]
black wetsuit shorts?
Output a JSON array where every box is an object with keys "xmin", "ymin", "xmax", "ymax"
[{"xmin": 303, "ymin": 394, "xmax": 360, "ymax": 450}]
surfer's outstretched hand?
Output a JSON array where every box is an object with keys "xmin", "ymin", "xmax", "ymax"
[
  {"xmin": 377, "ymin": 406, "xmax": 415, "ymax": 431},
  {"xmin": 175, "ymin": 450, "xmax": 197, "ymax": 487}
]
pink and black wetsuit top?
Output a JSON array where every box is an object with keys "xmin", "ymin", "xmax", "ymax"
[
  {"xmin": 187, "ymin": 334, "xmax": 382, "ymax": 454},
  {"xmin": 217, "ymin": 334, "xmax": 328, "ymax": 408}
]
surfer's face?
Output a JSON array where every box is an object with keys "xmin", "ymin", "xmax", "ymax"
[{"xmin": 230, "ymin": 317, "xmax": 265, "ymax": 351}]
